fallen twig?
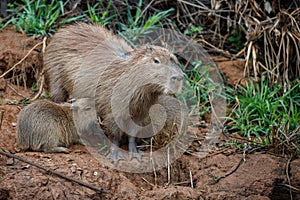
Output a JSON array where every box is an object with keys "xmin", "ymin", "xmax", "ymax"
[
  {"xmin": 6, "ymin": 83, "xmax": 27, "ymax": 98},
  {"xmin": 0, "ymin": 149, "xmax": 109, "ymax": 194},
  {"xmin": 209, "ymin": 146, "xmax": 263, "ymax": 184},
  {"xmin": 30, "ymin": 37, "xmax": 47, "ymax": 102},
  {"xmin": 0, "ymin": 110, "xmax": 4, "ymax": 130},
  {"xmin": 0, "ymin": 41, "xmax": 43, "ymax": 79},
  {"xmin": 209, "ymin": 154, "xmax": 244, "ymax": 184}
]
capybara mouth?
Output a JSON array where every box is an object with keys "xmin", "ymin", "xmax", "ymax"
[
  {"xmin": 164, "ymin": 80, "xmax": 183, "ymax": 95},
  {"xmin": 164, "ymin": 86, "xmax": 182, "ymax": 95}
]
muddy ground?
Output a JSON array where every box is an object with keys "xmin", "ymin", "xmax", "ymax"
[{"xmin": 0, "ymin": 27, "xmax": 299, "ymax": 200}]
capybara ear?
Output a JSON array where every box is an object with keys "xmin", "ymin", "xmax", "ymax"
[{"xmin": 146, "ymin": 43, "xmax": 152, "ymax": 53}]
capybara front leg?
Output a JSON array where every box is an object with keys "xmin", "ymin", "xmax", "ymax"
[
  {"xmin": 128, "ymin": 136, "xmax": 144, "ymax": 161},
  {"xmin": 106, "ymin": 144, "xmax": 126, "ymax": 162},
  {"xmin": 106, "ymin": 130, "xmax": 126, "ymax": 162}
]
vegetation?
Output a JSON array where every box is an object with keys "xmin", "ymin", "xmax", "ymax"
[
  {"xmin": 184, "ymin": 25, "xmax": 203, "ymax": 39},
  {"xmin": 226, "ymin": 78, "xmax": 300, "ymax": 146},
  {"xmin": 0, "ymin": 18, "xmax": 3, "ymax": 29},
  {"xmin": 179, "ymin": 61, "xmax": 211, "ymax": 116},
  {"xmin": 87, "ymin": 0, "xmax": 116, "ymax": 26},
  {"xmin": 5, "ymin": 0, "xmax": 84, "ymax": 36},
  {"xmin": 116, "ymin": 0, "xmax": 174, "ymax": 46}
]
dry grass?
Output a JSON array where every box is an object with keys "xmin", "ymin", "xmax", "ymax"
[{"xmin": 115, "ymin": 0, "xmax": 299, "ymax": 84}]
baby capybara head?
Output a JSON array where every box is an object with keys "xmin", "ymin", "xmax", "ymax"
[{"xmin": 70, "ymin": 97, "xmax": 99, "ymax": 134}]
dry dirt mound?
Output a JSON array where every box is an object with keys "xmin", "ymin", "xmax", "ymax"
[
  {"xmin": 0, "ymin": 27, "xmax": 299, "ymax": 200},
  {"xmin": 0, "ymin": 26, "xmax": 43, "ymax": 88}
]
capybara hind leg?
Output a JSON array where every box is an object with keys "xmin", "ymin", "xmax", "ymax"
[
  {"xmin": 44, "ymin": 147, "xmax": 70, "ymax": 153},
  {"xmin": 50, "ymin": 84, "xmax": 68, "ymax": 103}
]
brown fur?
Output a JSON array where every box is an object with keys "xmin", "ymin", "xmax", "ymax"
[
  {"xmin": 150, "ymin": 95, "xmax": 188, "ymax": 146},
  {"xmin": 16, "ymin": 98, "xmax": 99, "ymax": 153},
  {"xmin": 44, "ymin": 23, "xmax": 133, "ymax": 103},
  {"xmin": 44, "ymin": 23, "xmax": 184, "ymax": 158}
]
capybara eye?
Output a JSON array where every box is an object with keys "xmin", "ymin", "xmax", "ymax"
[{"xmin": 153, "ymin": 57, "xmax": 160, "ymax": 64}]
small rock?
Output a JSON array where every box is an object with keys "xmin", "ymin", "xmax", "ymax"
[
  {"xmin": 6, "ymin": 158, "xmax": 14, "ymax": 165},
  {"xmin": 70, "ymin": 165, "xmax": 77, "ymax": 173},
  {"xmin": 41, "ymin": 177, "xmax": 49, "ymax": 186},
  {"xmin": 21, "ymin": 164, "xmax": 30, "ymax": 170}
]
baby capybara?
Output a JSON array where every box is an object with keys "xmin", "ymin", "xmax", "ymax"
[{"xmin": 16, "ymin": 98, "xmax": 99, "ymax": 153}]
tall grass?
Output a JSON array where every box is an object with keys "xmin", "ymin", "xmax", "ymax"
[
  {"xmin": 87, "ymin": 0, "xmax": 116, "ymax": 26},
  {"xmin": 5, "ymin": 0, "xmax": 84, "ymax": 36},
  {"xmin": 226, "ymin": 78, "xmax": 300, "ymax": 145},
  {"xmin": 178, "ymin": 61, "xmax": 215, "ymax": 117},
  {"xmin": 117, "ymin": 0, "xmax": 174, "ymax": 45}
]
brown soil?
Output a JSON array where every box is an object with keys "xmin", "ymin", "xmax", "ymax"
[{"xmin": 0, "ymin": 27, "xmax": 299, "ymax": 200}]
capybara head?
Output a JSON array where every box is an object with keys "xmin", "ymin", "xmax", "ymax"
[
  {"xmin": 70, "ymin": 97, "xmax": 100, "ymax": 134},
  {"xmin": 130, "ymin": 44, "xmax": 184, "ymax": 95}
]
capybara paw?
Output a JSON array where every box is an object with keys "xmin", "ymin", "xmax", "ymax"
[
  {"xmin": 106, "ymin": 151, "xmax": 126, "ymax": 163},
  {"xmin": 128, "ymin": 143, "xmax": 144, "ymax": 161},
  {"xmin": 129, "ymin": 150, "xmax": 145, "ymax": 161},
  {"xmin": 106, "ymin": 146, "xmax": 126, "ymax": 163}
]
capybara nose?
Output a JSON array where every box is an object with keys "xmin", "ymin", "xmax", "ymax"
[{"xmin": 171, "ymin": 75, "xmax": 184, "ymax": 81}]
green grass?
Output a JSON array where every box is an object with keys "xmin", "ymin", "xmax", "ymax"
[
  {"xmin": 178, "ymin": 61, "xmax": 215, "ymax": 117},
  {"xmin": 117, "ymin": 0, "xmax": 174, "ymax": 46},
  {"xmin": 226, "ymin": 78, "xmax": 300, "ymax": 145},
  {"xmin": 4, "ymin": 0, "xmax": 174, "ymax": 42},
  {"xmin": 5, "ymin": 0, "xmax": 84, "ymax": 36},
  {"xmin": 0, "ymin": 18, "xmax": 4, "ymax": 29},
  {"xmin": 228, "ymin": 28, "xmax": 246, "ymax": 52},
  {"xmin": 184, "ymin": 25, "xmax": 203, "ymax": 38},
  {"xmin": 87, "ymin": 0, "xmax": 116, "ymax": 26}
]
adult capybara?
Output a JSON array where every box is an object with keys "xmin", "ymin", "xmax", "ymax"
[
  {"xmin": 16, "ymin": 98, "xmax": 99, "ymax": 153},
  {"xmin": 44, "ymin": 23, "xmax": 184, "ymax": 160}
]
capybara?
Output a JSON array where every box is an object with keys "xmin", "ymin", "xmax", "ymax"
[
  {"xmin": 44, "ymin": 23, "xmax": 184, "ymax": 160},
  {"xmin": 16, "ymin": 98, "xmax": 99, "ymax": 153}
]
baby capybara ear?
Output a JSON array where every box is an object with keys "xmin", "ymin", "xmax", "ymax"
[
  {"xmin": 164, "ymin": 43, "xmax": 169, "ymax": 50},
  {"xmin": 146, "ymin": 43, "xmax": 153, "ymax": 53}
]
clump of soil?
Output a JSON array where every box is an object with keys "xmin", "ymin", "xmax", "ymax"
[{"xmin": 0, "ymin": 27, "xmax": 299, "ymax": 200}]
